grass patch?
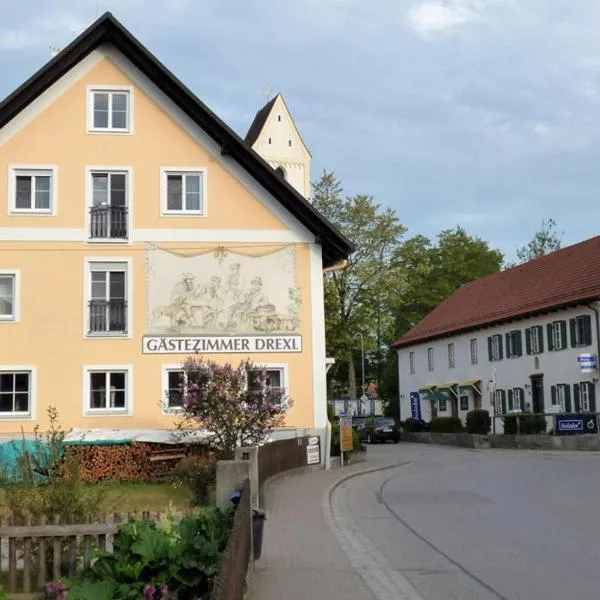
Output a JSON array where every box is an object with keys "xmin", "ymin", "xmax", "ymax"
[{"xmin": 0, "ymin": 481, "xmax": 195, "ymax": 518}]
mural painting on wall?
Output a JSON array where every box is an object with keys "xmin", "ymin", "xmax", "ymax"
[{"xmin": 146, "ymin": 245, "xmax": 302, "ymax": 335}]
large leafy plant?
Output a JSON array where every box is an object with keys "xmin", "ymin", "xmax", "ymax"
[{"xmin": 46, "ymin": 506, "xmax": 234, "ymax": 600}]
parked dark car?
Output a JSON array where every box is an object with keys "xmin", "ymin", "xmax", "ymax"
[
  {"xmin": 359, "ymin": 417, "xmax": 400, "ymax": 444},
  {"xmin": 352, "ymin": 416, "xmax": 368, "ymax": 431}
]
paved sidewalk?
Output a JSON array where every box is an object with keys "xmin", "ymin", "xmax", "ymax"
[{"xmin": 246, "ymin": 453, "xmax": 409, "ymax": 600}]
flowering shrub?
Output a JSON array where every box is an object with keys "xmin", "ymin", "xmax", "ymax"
[{"xmin": 179, "ymin": 358, "xmax": 292, "ymax": 457}]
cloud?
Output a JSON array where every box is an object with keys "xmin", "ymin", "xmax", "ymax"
[
  {"xmin": 406, "ymin": 1, "xmax": 481, "ymax": 37},
  {"xmin": 0, "ymin": 14, "xmax": 87, "ymax": 51}
]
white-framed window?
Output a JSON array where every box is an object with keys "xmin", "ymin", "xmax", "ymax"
[
  {"xmin": 84, "ymin": 259, "xmax": 131, "ymax": 338},
  {"xmin": 580, "ymin": 382, "xmax": 591, "ymax": 412},
  {"xmin": 494, "ymin": 389, "xmax": 504, "ymax": 414},
  {"xmin": 489, "ymin": 334, "xmax": 503, "ymax": 361},
  {"xmin": 427, "ymin": 348, "xmax": 434, "ymax": 372},
  {"xmin": 409, "ymin": 351, "xmax": 415, "ymax": 374},
  {"xmin": 530, "ymin": 326, "xmax": 543, "ymax": 354},
  {"xmin": 447, "ymin": 343, "xmax": 455, "ymax": 368},
  {"xmin": 83, "ymin": 366, "xmax": 132, "ymax": 415},
  {"xmin": 553, "ymin": 383, "xmax": 568, "ymax": 411},
  {"xmin": 507, "ymin": 387, "xmax": 523, "ymax": 412},
  {"xmin": 470, "ymin": 338, "xmax": 478, "ymax": 364},
  {"xmin": 160, "ymin": 168, "xmax": 207, "ymax": 216},
  {"xmin": 571, "ymin": 315, "xmax": 592, "ymax": 347},
  {"xmin": 87, "ymin": 87, "xmax": 133, "ymax": 133},
  {"xmin": 549, "ymin": 320, "xmax": 567, "ymax": 351},
  {"xmin": 247, "ymin": 364, "xmax": 287, "ymax": 397},
  {"xmin": 438, "ymin": 395, "xmax": 447, "ymax": 412},
  {"xmin": 86, "ymin": 167, "xmax": 131, "ymax": 241},
  {"xmin": 0, "ymin": 367, "xmax": 35, "ymax": 418},
  {"xmin": 8, "ymin": 165, "xmax": 57, "ymax": 215},
  {"xmin": 506, "ymin": 330, "xmax": 522, "ymax": 359},
  {"xmin": 0, "ymin": 271, "xmax": 19, "ymax": 322},
  {"xmin": 161, "ymin": 365, "xmax": 186, "ymax": 413}
]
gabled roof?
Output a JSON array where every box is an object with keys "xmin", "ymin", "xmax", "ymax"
[
  {"xmin": 0, "ymin": 13, "xmax": 352, "ymax": 266},
  {"xmin": 392, "ymin": 235, "xmax": 600, "ymax": 349}
]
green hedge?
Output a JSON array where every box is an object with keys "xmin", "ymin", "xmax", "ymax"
[
  {"xmin": 402, "ymin": 418, "xmax": 429, "ymax": 432},
  {"xmin": 330, "ymin": 423, "xmax": 362, "ymax": 456},
  {"xmin": 466, "ymin": 410, "xmax": 491, "ymax": 434},
  {"xmin": 429, "ymin": 417, "xmax": 465, "ymax": 433},
  {"xmin": 503, "ymin": 413, "xmax": 547, "ymax": 435}
]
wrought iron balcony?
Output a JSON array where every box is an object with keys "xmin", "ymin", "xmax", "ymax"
[
  {"xmin": 89, "ymin": 205, "xmax": 128, "ymax": 239},
  {"xmin": 88, "ymin": 300, "xmax": 127, "ymax": 334}
]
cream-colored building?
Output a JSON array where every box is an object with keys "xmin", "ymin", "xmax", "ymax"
[{"xmin": 0, "ymin": 13, "xmax": 352, "ymax": 440}]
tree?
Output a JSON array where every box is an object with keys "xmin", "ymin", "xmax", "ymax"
[
  {"xmin": 180, "ymin": 358, "xmax": 291, "ymax": 457},
  {"xmin": 312, "ymin": 171, "xmax": 407, "ymax": 401},
  {"xmin": 515, "ymin": 218, "xmax": 563, "ymax": 264},
  {"xmin": 392, "ymin": 226, "xmax": 504, "ymax": 337}
]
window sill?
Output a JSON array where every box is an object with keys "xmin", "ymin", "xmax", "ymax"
[
  {"xmin": 84, "ymin": 410, "xmax": 131, "ymax": 417},
  {"xmin": 85, "ymin": 333, "xmax": 130, "ymax": 339},
  {"xmin": 87, "ymin": 128, "xmax": 132, "ymax": 135},
  {"xmin": 160, "ymin": 212, "xmax": 206, "ymax": 218},
  {"xmin": 0, "ymin": 317, "xmax": 17, "ymax": 323},
  {"xmin": 86, "ymin": 238, "xmax": 131, "ymax": 244},
  {"xmin": 9, "ymin": 210, "xmax": 54, "ymax": 216},
  {"xmin": 0, "ymin": 413, "xmax": 33, "ymax": 420},
  {"xmin": 161, "ymin": 407, "xmax": 184, "ymax": 416}
]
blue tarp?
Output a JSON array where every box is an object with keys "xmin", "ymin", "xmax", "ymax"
[{"xmin": 0, "ymin": 440, "xmax": 51, "ymax": 482}]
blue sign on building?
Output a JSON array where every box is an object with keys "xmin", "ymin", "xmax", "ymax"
[
  {"xmin": 410, "ymin": 392, "xmax": 422, "ymax": 421},
  {"xmin": 556, "ymin": 414, "xmax": 598, "ymax": 435}
]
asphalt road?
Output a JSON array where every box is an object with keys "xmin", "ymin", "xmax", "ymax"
[{"xmin": 337, "ymin": 443, "xmax": 600, "ymax": 600}]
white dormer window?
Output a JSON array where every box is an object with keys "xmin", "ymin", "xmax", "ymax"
[{"xmin": 87, "ymin": 87, "xmax": 133, "ymax": 133}]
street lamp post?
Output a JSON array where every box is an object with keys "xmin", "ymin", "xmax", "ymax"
[{"xmin": 354, "ymin": 333, "xmax": 366, "ymax": 414}]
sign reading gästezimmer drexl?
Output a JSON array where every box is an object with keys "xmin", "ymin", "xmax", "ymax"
[
  {"xmin": 142, "ymin": 335, "xmax": 302, "ymax": 354},
  {"xmin": 556, "ymin": 414, "xmax": 598, "ymax": 436}
]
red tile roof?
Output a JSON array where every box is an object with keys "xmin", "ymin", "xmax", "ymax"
[{"xmin": 392, "ymin": 235, "xmax": 600, "ymax": 348}]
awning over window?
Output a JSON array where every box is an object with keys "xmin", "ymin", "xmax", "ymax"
[
  {"xmin": 459, "ymin": 379, "xmax": 482, "ymax": 395},
  {"xmin": 437, "ymin": 382, "xmax": 459, "ymax": 398},
  {"xmin": 419, "ymin": 384, "xmax": 437, "ymax": 392}
]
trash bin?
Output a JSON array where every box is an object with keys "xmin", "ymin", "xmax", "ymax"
[{"xmin": 252, "ymin": 509, "xmax": 266, "ymax": 560}]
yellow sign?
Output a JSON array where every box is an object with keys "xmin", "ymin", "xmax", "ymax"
[{"xmin": 340, "ymin": 415, "xmax": 353, "ymax": 452}]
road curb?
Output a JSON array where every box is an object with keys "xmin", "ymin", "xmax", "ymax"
[{"xmin": 322, "ymin": 460, "xmax": 426, "ymax": 600}]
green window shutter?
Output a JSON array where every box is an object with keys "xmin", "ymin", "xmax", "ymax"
[
  {"xmin": 551, "ymin": 385, "xmax": 556, "ymax": 406},
  {"xmin": 498, "ymin": 335, "xmax": 504, "ymax": 360},
  {"xmin": 487, "ymin": 336, "xmax": 493, "ymax": 361},
  {"xmin": 564, "ymin": 385, "xmax": 572, "ymax": 413},
  {"xmin": 505, "ymin": 333, "xmax": 511, "ymax": 358},
  {"xmin": 589, "ymin": 383, "xmax": 596, "ymax": 413},
  {"xmin": 525, "ymin": 328, "xmax": 532, "ymax": 355},
  {"xmin": 516, "ymin": 331, "xmax": 523, "ymax": 356},
  {"xmin": 518, "ymin": 387, "xmax": 525, "ymax": 411},
  {"xmin": 507, "ymin": 389, "xmax": 513, "ymax": 411},
  {"xmin": 573, "ymin": 383, "xmax": 581, "ymax": 413},
  {"xmin": 583, "ymin": 315, "xmax": 593, "ymax": 346},
  {"xmin": 537, "ymin": 325, "xmax": 545, "ymax": 353},
  {"xmin": 560, "ymin": 321, "xmax": 567, "ymax": 350},
  {"xmin": 547, "ymin": 324, "xmax": 555, "ymax": 351},
  {"xmin": 501, "ymin": 389, "xmax": 506, "ymax": 414},
  {"xmin": 570, "ymin": 318, "xmax": 577, "ymax": 348}
]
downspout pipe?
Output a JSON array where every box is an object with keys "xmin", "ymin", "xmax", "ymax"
[{"xmin": 588, "ymin": 302, "xmax": 600, "ymax": 389}]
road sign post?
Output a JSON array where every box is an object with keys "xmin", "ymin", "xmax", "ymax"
[{"xmin": 340, "ymin": 414, "xmax": 353, "ymax": 466}]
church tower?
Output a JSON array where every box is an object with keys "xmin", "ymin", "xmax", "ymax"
[{"xmin": 246, "ymin": 93, "xmax": 312, "ymax": 200}]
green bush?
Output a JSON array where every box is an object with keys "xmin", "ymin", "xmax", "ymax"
[
  {"xmin": 429, "ymin": 417, "xmax": 465, "ymax": 433},
  {"xmin": 503, "ymin": 413, "xmax": 547, "ymax": 435},
  {"xmin": 402, "ymin": 418, "xmax": 429, "ymax": 432},
  {"xmin": 172, "ymin": 452, "xmax": 219, "ymax": 506},
  {"xmin": 466, "ymin": 410, "xmax": 491, "ymax": 434},
  {"xmin": 46, "ymin": 505, "xmax": 234, "ymax": 599},
  {"xmin": 330, "ymin": 424, "xmax": 362, "ymax": 457}
]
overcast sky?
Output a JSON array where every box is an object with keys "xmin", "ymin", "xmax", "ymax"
[{"xmin": 2, "ymin": 0, "xmax": 600, "ymax": 260}]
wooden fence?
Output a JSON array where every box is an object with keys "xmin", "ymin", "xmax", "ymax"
[
  {"xmin": 210, "ymin": 478, "xmax": 251, "ymax": 600},
  {"xmin": 257, "ymin": 435, "xmax": 310, "ymax": 484},
  {"xmin": 0, "ymin": 511, "xmax": 174, "ymax": 598}
]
